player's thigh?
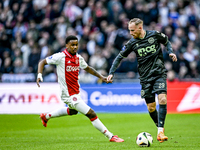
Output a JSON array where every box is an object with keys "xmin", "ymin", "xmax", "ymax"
[
  {"xmin": 75, "ymin": 100, "xmax": 91, "ymax": 115},
  {"xmin": 153, "ymin": 76, "xmax": 167, "ymax": 94},
  {"xmin": 63, "ymin": 94, "xmax": 90, "ymax": 115},
  {"xmin": 141, "ymin": 82, "xmax": 154, "ymax": 98}
]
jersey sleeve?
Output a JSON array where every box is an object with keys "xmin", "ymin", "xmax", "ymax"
[
  {"xmin": 46, "ymin": 53, "xmax": 62, "ymax": 65},
  {"xmin": 79, "ymin": 55, "xmax": 88, "ymax": 69},
  {"xmin": 156, "ymin": 31, "xmax": 168, "ymax": 45},
  {"xmin": 120, "ymin": 40, "xmax": 133, "ymax": 57}
]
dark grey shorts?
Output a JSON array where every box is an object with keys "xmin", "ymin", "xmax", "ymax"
[{"xmin": 140, "ymin": 76, "xmax": 167, "ymax": 99}]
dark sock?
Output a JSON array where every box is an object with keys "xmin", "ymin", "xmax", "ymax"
[
  {"xmin": 149, "ymin": 109, "xmax": 158, "ymax": 127},
  {"xmin": 158, "ymin": 104, "xmax": 167, "ymax": 127}
]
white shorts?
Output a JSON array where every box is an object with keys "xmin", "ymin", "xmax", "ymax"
[{"xmin": 62, "ymin": 93, "xmax": 90, "ymax": 115}]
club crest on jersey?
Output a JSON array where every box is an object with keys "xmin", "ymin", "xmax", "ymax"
[
  {"xmin": 141, "ymin": 90, "xmax": 145, "ymax": 97},
  {"xmin": 73, "ymin": 97, "xmax": 77, "ymax": 101},
  {"xmin": 148, "ymin": 37, "xmax": 154, "ymax": 44}
]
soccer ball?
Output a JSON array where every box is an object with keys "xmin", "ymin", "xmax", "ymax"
[{"xmin": 136, "ymin": 132, "xmax": 153, "ymax": 147}]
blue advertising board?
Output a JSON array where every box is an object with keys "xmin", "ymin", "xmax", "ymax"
[{"xmin": 79, "ymin": 83, "xmax": 152, "ymax": 113}]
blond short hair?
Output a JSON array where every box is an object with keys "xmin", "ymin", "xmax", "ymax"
[{"xmin": 128, "ymin": 18, "xmax": 143, "ymax": 25}]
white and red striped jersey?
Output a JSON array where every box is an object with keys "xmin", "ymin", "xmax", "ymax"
[{"xmin": 46, "ymin": 50, "xmax": 88, "ymax": 98}]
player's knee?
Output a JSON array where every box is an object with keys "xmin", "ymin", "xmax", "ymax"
[
  {"xmin": 147, "ymin": 105, "xmax": 156, "ymax": 113},
  {"xmin": 158, "ymin": 93, "xmax": 167, "ymax": 104},
  {"xmin": 86, "ymin": 109, "xmax": 97, "ymax": 119},
  {"xmin": 147, "ymin": 102, "xmax": 156, "ymax": 113},
  {"xmin": 69, "ymin": 109, "xmax": 78, "ymax": 115},
  {"xmin": 159, "ymin": 97, "xmax": 167, "ymax": 104}
]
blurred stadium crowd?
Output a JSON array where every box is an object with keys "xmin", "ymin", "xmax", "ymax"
[{"xmin": 0, "ymin": 0, "xmax": 200, "ymax": 83}]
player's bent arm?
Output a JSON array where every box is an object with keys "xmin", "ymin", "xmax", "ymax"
[
  {"xmin": 36, "ymin": 59, "xmax": 48, "ymax": 87},
  {"xmin": 165, "ymin": 41, "xmax": 173, "ymax": 54},
  {"xmin": 165, "ymin": 41, "xmax": 178, "ymax": 62},
  {"xmin": 84, "ymin": 66, "xmax": 103, "ymax": 79}
]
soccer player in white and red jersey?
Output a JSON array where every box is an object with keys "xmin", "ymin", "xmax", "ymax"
[{"xmin": 36, "ymin": 35, "xmax": 124, "ymax": 142}]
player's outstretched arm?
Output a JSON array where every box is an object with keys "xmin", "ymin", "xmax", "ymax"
[
  {"xmin": 107, "ymin": 53, "xmax": 123, "ymax": 83},
  {"xmin": 84, "ymin": 66, "xmax": 112, "ymax": 83},
  {"xmin": 36, "ymin": 59, "xmax": 47, "ymax": 87}
]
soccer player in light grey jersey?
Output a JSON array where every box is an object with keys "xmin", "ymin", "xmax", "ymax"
[{"xmin": 107, "ymin": 18, "xmax": 177, "ymax": 143}]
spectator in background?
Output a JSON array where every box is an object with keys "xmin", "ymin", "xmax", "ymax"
[
  {"xmin": 168, "ymin": 6, "xmax": 179, "ymax": 29},
  {"xmin": 33, "ymin": 0, "xmax": 48, "ymax": 10},
  {"xmin": 21, "ymin": 38, "xmax": 34, "ymax": 68},
  {"xmin": 54, "ymin": 16, "xmax": 68, "ymax": 39},
  {"xmin": 11, "ymin": 47, "xmax": 22, "ymax": 62},
  {"xmin": 13, "ymin": 57, "xmax": 29, "ymax": 74},
  {"xmin": 39, "ymin": 38, "xmax": 48, "ymax": 60},
  {"xmin": 63, "ymin": 0, "xmax": 82, "ymax": 27},
  {"xmin": 0, "ymin": 0, "xmax": 199, "ymax": 82},
  {"xmin": 172, "ymin": 51, "xmax": 190, "ymax": 77},
  {"xmin": 31, "ymin": 1, "xmax": 45, "ymax": 24},
  {"xmin": 28, "ymin": 44, "xmax": 40, "ymax": 73},
  {"xmin": 158, "ymin": 0, "xmax": 169, "ymax": 27},
  {"xmin": 12, "ymin": 13, "xmax": 28, "ymax": 40},
  {"xmin": 116, "ymin": 52, "xmax": 138, "ymax": 79},
  {"xmin": 82, "ymin": 0, "xmax": 95, "ymax": 26},
  {"xmin": 183, "ymin": 41, "xmax": 197, "ymax": 62},
  {"xmin": 49, "ymin": 2, "xmax": 62, "ymax": 21},
  {"xmin": 189, "ymin": 61, "xmax": 199, "ymax": 78},
  {"xmin": 171, "ymin": 27, "xmax": 187, "ymax": 48},
  {"xmin": 108, "ymin": 1, "xmax": 124, "ymax": 25},
  {"xmin": 185, "ymin": 1, "xmax": 200, "ymax": 27},
  {"xmin": 94, "ymin": 1, "xmax": 108, "ymax": 27},
  {"xmin": 124, "ymin": 0, "xmax": 137, "ymax": 20},
  {"xmin": 26, "ymin": 20, "xmax": 39, "ymax": 42},
  {"xmin": 89, "ymin": 47, "xmax": 108, "ymax": 73},
  {"xmin": 0, "ymin": 56, "xmax": 13, "ymax": 73}
]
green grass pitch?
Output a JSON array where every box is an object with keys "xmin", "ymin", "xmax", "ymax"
[{"xmin": 0, "ymin": 113, "xmax": 199, "ymax": 150}]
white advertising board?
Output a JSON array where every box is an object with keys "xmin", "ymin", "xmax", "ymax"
[{"xmin": 0, "ymin": 83, "xmax": 65, "ymax": 114}]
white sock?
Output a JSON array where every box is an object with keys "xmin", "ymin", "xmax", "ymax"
[
  {"xmin": 157, "ymin": 127, "xmax": 164, "ymax": 134},
  {"xmin": 46, "ymin": 107, "xmax": 69, "ymax": 119},
  {"xmin": 91, "ymin": 118, "xmax": 113, "ymax": 139}
]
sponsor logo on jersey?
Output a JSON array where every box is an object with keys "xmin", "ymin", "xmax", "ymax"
[
  {"xmin": 137, "ymin": 45, "xmax": 156, "ymax": 56},
  {"xmin": 148, "ymin": 37, "xmax": 154, "ymax": 44},
  {"xmin": 66, "ymin": 66, "xmax": 79, "ymax": 72}
]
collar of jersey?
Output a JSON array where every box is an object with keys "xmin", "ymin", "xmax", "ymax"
[
  {"xmin": 138, "ymin": 30, "xmax": 146, "ymax": 39},
  {"xmin": 63, "ymin": 49, "xmax": 76, "ymax": 57}
]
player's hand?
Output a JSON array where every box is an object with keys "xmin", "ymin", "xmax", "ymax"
[
  {"xmin": 36, "ymin": 73, "xmax": 43, "ymax": 87},
  {"xmin": 107, "ymin": 74, "xmax": 113, "ymax": 83},
  {"xmin": 169, "ymin": 53, "xmax": 177, "ymax": 62},
  {"xmin": 101, "ymin": 76, "xmax": 112, "ymax": 83}
]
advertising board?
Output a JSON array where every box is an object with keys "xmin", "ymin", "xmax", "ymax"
[{"xmin": 0, "ymin": 81, "xmax": 200, "ymax": 114}]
